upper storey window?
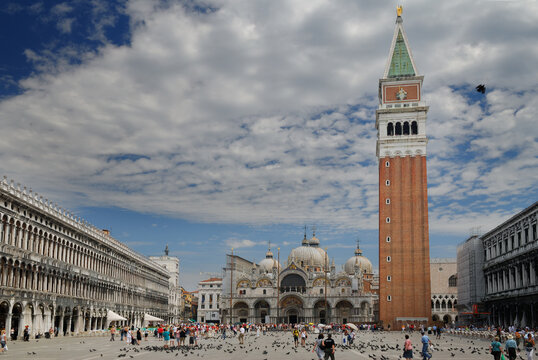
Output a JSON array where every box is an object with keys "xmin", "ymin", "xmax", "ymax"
[
  {"xmin": 386, "ymin": 121, "xmax": 418, "ymax": 136},
  {"xmin": 411, "ymin": 121, "xmax": 418, "ymax": 135},
  {"xmin": 395, "ymin": 122, "xmax": 402, "ymax": 135}
]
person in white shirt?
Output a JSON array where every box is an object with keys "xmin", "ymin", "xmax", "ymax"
[{"xmin": 239, "ymin": 326, "xmax": 245, "ymax": 344}]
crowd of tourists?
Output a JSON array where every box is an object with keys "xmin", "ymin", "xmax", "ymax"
[{"xmin": 486, "ymin": 326, "xmax": 536, "ymax": 360}]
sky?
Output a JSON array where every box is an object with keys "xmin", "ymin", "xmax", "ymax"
[{"xmin": 0, "ymin": 0, "xmax": 537, "ymax": 290}]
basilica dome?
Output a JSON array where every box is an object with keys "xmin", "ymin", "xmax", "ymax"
[
  {"xmin": 259, "ymin": 247, "xmax": 280, "ymax": 272},
  {"xmin": 309, "ymin": 235, "xmax": 327, "ymax": 262},
  {"xmin": 288, "ymin": 234, "xmax": 325, "ymax": 268},
  {"xmin": 344, "ymin": 248, "xmax": 373, "ymax": 275}
]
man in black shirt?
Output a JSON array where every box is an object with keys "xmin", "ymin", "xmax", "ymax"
[{"xmin": 323, "ymin": 333, "xmax": 336, "ymax": 360}]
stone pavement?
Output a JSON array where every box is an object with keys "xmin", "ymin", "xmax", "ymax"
[{"xmin": 2, "ymin": 330, "xmax": 496, "ymax": 360}]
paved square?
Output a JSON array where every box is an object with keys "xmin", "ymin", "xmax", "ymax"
[{"xmin": 3, "ymin": 331, "xmax": 496, "ymax": 360}]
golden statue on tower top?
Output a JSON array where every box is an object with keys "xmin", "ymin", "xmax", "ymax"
[{"xmin": 397, "ymin": 5, "xmax": 403, "ymax": 17}]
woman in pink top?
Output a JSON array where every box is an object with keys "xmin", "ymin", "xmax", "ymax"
[{"xmin": 403, "ymin": 334, "xmax": 413, "ymax": 359}]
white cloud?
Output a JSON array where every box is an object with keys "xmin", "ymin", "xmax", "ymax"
[
  {"xmin": 57, "ymin": 18, "xmax": 75, "ymax": 33},
  {"xmin": 224, "ymin": 238, "xmax": 259, "ymax": 249},
  {"xmin": 0, "ymin": 0, "xmax": 537, "ymax": 238},
  {"xmin": 51, "ymin": 3, "xmax": 73, "ymax": 16}
]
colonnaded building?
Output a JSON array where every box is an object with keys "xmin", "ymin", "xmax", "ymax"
[
  {"xmin": 220, "ymin": 232, "xmax": 378, "ymax": 324},
  {"xmin": 0, "ymin": 178, "xmax": 170, "ymax": 338},
  {"xmin": 457, "ymin": 201, "xmax": 537, "ymax": 328}
]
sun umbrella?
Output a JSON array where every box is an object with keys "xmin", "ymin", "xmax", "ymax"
[
  {"xmin": 309, "ymin": 323, "xmax": 314, "ymax": 325},
  {"xmin": 318, "ymin": 324, "xmax": 325, "ymax": 328},
  {"xmin": 346, "ymin": 323, "xmax": 358, "ymax": 331}
]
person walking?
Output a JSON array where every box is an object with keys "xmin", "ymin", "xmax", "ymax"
[
  {"xmin": 239, "ymin": 325, "xmax": 245, "ymax": 345},
  {"xmin": 179, "ymin": 327, "xmax": 186, "ymax": 346},
  {"xmin": 301, "ymin": 328, "xmax": 308, "ymax": 347},
  {"xmin": 110, "ymin": 326, "xmax": 116, "ymax": 341},
  {"xmin": 524, "ymin": 333, "xmax": 535, "ymax": 360},
  {"xmin": 505, "ymin": 334, "xmax": 517, "ymax": 360},
  {"xmin": 403, "ymin": 334, "xmax": 413, "ymax": 359},
  {"xmin": 136, "ymin": 328, "xmax": 142, "ymax": 345},
  {"xmin": 163, "ymin": 327, "xmax": 170, "ymax": 349},
  {"xmin": 188, "ymin": 328, "xmax": 196, "ymax": 347},
  {"xmin": 174, "ymin": 327, "xmax": 180, "ymax": 346},
  {"xmin": 0, "ymin": 329, "xmax": 7, "ymax": 353},
  {"xmin": 420, "ymin": 331, "xmax": 432, "ymax": 360},
  {"xmin": 292, "ymin": 328, "xmax": 299, "ymax": 347},
  {"xmin": 490, "ymin": 336, "xmax": 503, "ymax": 360},
  {"xmin": 312, "ymin": 334, "xmax": 325, "ymax": 360},
  {"xmin": 322, "ymin": 333, "xmax": 336, "ymax": 360}
]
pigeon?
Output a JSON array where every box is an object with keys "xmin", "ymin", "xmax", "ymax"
[{"xmin": 476, "ymin": 84, "xmax": 486, "ymax": 94}]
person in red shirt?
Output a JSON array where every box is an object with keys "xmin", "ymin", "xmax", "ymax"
[{"xmin": 158, "ymin": 326, "xmax": 164, "ymax": 340}]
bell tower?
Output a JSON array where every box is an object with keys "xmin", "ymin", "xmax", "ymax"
[{"xmin": 377, "ymin": 6, "xmax": 431, "ymax": 329}]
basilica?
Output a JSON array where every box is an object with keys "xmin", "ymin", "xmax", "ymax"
[{"xmin": 220, "ymin": 232, "xmax": 378, "ymax": 324}]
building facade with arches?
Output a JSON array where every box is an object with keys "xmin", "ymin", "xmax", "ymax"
[
  {"xmin": 220, "ymin": 233, "xmax": 378, "ymax": 325},
  {"xmin": 0, "ymin": 178, "xmax": 169, "ymax": 338},
  {"xmin": 430, "ymin": 258, "xmax": 458, "ymax": 324}
]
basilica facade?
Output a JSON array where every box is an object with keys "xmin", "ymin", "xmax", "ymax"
[
  {"xmin": 0, "ymin": 178, "xmax": 170, "ymax": 338},
  {"xmin": 220, "ymin": 233, "xmax": 378, "ymax": 324}
]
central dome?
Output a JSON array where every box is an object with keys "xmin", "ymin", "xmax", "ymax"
[{"xmin": 288, "ymin": 234, "xmax": 325, "ymax": 268}]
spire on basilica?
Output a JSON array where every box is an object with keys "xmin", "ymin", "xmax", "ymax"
[
  {"xmin": 355, "ymin": 236, "xmax": 362, "ymax": 256},
  {"xmin": 265, "ymin": 242, "xmax": 274, "ymax": 258}
]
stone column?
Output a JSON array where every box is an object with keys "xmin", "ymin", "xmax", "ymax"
[
  {"xmin": 65, "ymin": 316, "xmax": 72, "ymax": 336},
  {"xmin": 530, "ymin": 261, "xmax": 536, "ymax": 286},
  {"xmin": 58, "ymin": 314, "xmax": 64, "ymax": 337},
  {"xmin": 5, "ymin": 314, "xmax": 12, "ymax": 337},
  {"xmin": 32, "ymin": 314, "xmax": 38, "ymax": 338},
  {"xmin": 18, "ymin": 312, "xmax": 25, "ymax": 340}
]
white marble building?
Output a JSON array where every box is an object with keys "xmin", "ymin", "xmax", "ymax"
[
  {"xmin": 220, "ymin": 233, "xmax": 378, "ymax": 324},
  {"xmin": 197, "ymin": 278, "xmax": 222, "ymax": 323},
  {"xmin": 149, "ymin": 246, "xmax": 182, "ymax": 324},
  {"xmin": 430, "ymin": 258, "xmax": 458, "ymax": 324},
  {"xmin": 0, "ymin": 178, "xmax": 169, "ymax": 338}
]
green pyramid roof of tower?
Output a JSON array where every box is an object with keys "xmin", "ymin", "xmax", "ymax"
[{"xmin": 388, "ymin": 29, "xmax": 415, "ymax": 77}]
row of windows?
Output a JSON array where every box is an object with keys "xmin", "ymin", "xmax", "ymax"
[
  {"xmin": 200, "ymin": 304, "xmax": 218, "ymax": 309},
  {"xmin": 486, "ymin": 224, "xmax": 537, "ymax": 261},
  {"xmin": 387, "ymin": 121, "xmax": 418, "ymax": 136}
]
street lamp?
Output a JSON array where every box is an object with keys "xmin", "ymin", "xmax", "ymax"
[
  {"xmin": 325, "ymin": 247, "xmax": 328, "ymax": 324},
  {"xmin": 229, "ymin": 248, "xmax": 234, "ymax": 325},
  {"xmin": 277, "ymin": 247, "xmax": 280, "ymax": 324}
]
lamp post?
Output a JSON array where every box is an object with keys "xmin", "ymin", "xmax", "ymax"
[
  {"xmin": 277, "ymin": 247, "xmax": 280, "ymax": 324},
  {"xmin": 324, "ymin": 247, "xmax": 328, "ymax": 324},
  {"xmin": 229, "ymin": 248, "xmax": 233, "ymax": 325}
]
